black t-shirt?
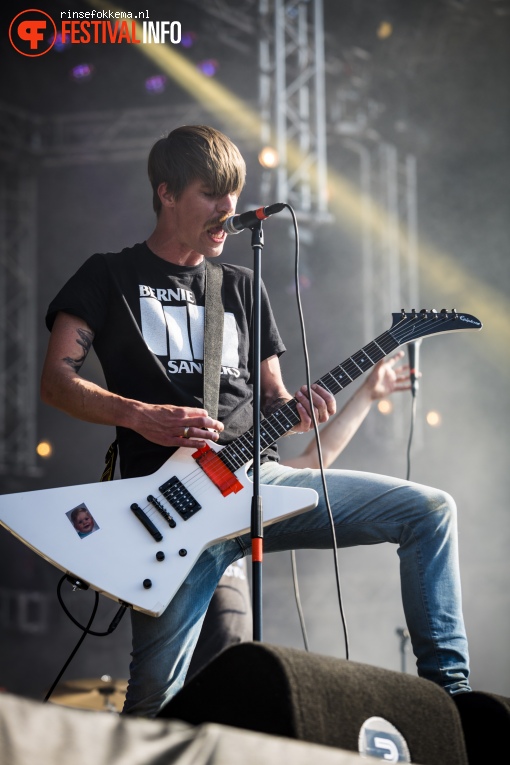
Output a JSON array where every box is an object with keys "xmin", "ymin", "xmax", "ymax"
[{"xmin": 46, "ymin": 242, "xmax": 286, "ymax": 478}]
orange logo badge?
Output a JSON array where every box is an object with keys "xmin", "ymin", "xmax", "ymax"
[{"xmin": 9, "ymin": 9, "xmax": 57, "ymax": 57}]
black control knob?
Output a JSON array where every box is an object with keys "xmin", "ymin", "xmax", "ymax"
[
  {"xmin": 143, "ymin": 579, "xmax": 152, "ymax": 589},
  {"xmin": 179, "ymin": 549, "xmax": 187, "ymax": 557},
  {"xmin": 156, "ymin": 551, "xmax": 165, "ymax": 562}
]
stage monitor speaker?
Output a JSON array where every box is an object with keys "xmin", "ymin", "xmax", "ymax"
[
  {"xmin": 453, "ymin": 690, "xmax": 510, "ymax": 765},
  {"xmin": 159, "ymin": 642, "xmax": 468, "ymax": 765}
]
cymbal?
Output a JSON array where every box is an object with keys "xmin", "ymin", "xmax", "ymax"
[{"xmin": 50, "ymin": 675, "xmax": 127, "ymax": 712}]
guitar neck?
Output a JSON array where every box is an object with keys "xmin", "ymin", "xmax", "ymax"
[{"xmin": 219, "ymin": 327, "xmax": 400, "ymax": 472}]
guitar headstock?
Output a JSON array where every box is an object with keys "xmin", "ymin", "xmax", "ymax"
[{"xmin": 390, "ymin": 309, "xmax": 482, "ymax": 345}]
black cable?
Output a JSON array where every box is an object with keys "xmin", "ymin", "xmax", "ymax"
[
  {"xmin": 44, "ymin": 575, "xmax": 99, "ymax": 702},
  {"xmin": 56, "ymin": 577, "xmax": 127, "ymax": 637},
  {"xmin": 286, "ymin": 204, "xmax": 350, "ymax": 661},
  {"xmin": 406, "ymin": 392, "xmax": 418, "ymax": 481},
  {"xmin": 43, "ymin": 575, "xmax": 127, "ymax": 703},
  {"xmin": 290, "ymin": 549, "xmax": 309, "ymax": 651}
]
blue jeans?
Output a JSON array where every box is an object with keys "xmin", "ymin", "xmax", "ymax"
[{"xmin": 123, "ymin": 462, "xmax": 470, "ymax": 717}]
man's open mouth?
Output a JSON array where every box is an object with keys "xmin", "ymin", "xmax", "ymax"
[{"xmin": 207, "ymin": 224, "xmax": 225, "ymax": 238}]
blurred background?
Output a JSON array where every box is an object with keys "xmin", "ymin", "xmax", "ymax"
[{"xmin": 0, "ymin": 0, "xmax": 509, "ymax": 707}]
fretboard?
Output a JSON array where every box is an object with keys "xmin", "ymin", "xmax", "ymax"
[{"xmin": 218, "ymin": 327, "xmax": 400, "ymax": 473}]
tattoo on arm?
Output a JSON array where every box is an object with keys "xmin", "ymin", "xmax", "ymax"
[
  {"xmin": 262, "ymin": 395, "xmax": 291, "ymax": 417},
  {"xmin": 62, "ymin": 328, "xmax": 94, "ymax": 373}
]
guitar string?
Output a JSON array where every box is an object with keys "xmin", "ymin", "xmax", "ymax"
[
  {"xmin": 140, "ymin": 314, "xmax": 438, "ymax": 520},
  {"xmin": 138, "ymin": 313, "xmax": 460, "ymax": 525},
  {"xmin": 139, "ymin": 313, "xmax": 456, "ymax": 520}
]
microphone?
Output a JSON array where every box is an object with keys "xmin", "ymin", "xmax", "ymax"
[
  {"xmin": 407, "ymin": 339, "xmax": 422, "ymax": 397},
  {"xmin": 222, "ymin": 202, "xmax": 285, "ymax": 234}
]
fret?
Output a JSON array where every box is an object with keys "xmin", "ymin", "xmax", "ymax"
[
  {"xmin": 327, "ymin": 366, "xmax": 348, "ymax": 391},
  {"xmin": 358, "ymin": 348, "xmax": 376, "ymax": 365},
  {"xmin": 376, "ymin": 331, "xmax": 399, "ymax": 354},
  {"xmin": 220, "ymin": 445, "xmax": 244, "ymax": 471},
  {"xmin": 363, "ymin": 340, "xmax": 385, "ymax": 363},
  {"xmin": 348, "ymin": 356, "xmax": 364, "ymax": 374},
  {"xmin": 261, "ymin": 417, "xmax": 281, "ymax": 441},
  {"xmin": 271, "ymin": 407, "xmax": 298, "ymax": 433},
  {"xmin": 218, "ymin": 449, "xmax": 237, "ymax": 470},
  {"xmin": 351, "ymin": 349, "xmax": 374, "ymax": 373},
  {"xmin": 317, "ymin": 374, "xmax": 337, "ymax": 394},
  {"xmin": 231, "ymin": 442, "xmax": 250, "ymax": 466},
  {"xmin": 216, "ymin": 323, "xmax": 404, "ymax": 473},
  {"xmin": 228, "ymin": 435, "xmax": 252, "ymax": 468},
  {"xmin": 339, "ymin": 363, "xmax": 356, "ymax": 381},
  {"xmin": 260, "ymin": 427, "xmax": 274, "ymax": 449},
  {"xmin": 237, "ymin": 433, "xmax": 253, "ymax": 454},
  {"xmin": 283, "ymin": 400, "xmax": 301, "ymax": 422}
]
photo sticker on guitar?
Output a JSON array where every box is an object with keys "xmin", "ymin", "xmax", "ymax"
[{"xmin": 66, "ymin": 503, "xmax": 100, "ymax": 539}]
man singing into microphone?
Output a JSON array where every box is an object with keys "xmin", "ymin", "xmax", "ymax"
[{"xmin": 41, "ymin": 125, "xmax": 471, "ymax": 717}]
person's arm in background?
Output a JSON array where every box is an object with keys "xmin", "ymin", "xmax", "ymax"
[{"xmin": 283, "ymin": 352, "xmax": 413, "ymax": 469}]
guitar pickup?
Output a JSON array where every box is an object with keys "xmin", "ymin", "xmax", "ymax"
[{"xmin": 159, "ymin": 477, "xmax": 201, "ymax": 521}]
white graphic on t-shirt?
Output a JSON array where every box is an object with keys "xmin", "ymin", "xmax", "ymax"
[
  {"xmin": 139, "ymin": 290, "xmax": 239, "ymax": 375},
  {"xmin": 165, "ymin": 305, "xmax": 192, "ymax": 359},
  {"xmin": 187, "ymin": 303, "xmax": 204, "ymax": 360}
]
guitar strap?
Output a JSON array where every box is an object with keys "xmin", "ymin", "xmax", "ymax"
[
  {"xmin": 203, "ymin": 259, "xmax": 224, "ymax": 421},
  {"xmin": 100, "ymin": 259, "xmax": 224, "ymax": 482},
  {"xmin": 100, "ymin": 439, "xmax": 118, "ymax": 482}
]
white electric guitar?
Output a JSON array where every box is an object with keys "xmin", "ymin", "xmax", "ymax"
[{"xmin": 0, "ymin": 310, "xmax": 481, "ymax": 616}]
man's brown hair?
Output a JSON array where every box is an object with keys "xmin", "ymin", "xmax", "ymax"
[{"xmin": 148, "ymin": 125, "xmax": 246, "ymax": 214}]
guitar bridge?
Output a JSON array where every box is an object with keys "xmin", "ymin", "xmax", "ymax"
[
  {"xmin": 147, "ymin": 494, "xmax": 176, "ymax": 527},
  {"xmin": 130, "ymin": 503, "xmax": 163, "ymax": 542},
  {"xmin": 159, "ymin": 477, "xmax": 202, "ymax": 521}
]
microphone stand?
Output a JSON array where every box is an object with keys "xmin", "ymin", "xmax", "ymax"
[{"xmin": 250, "ymin": 220, "xmax": 264, "ymax": 641}]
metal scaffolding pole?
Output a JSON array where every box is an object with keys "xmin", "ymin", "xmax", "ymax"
[
  {"xmin": 259, "ymin": 0, "xmax": 329, "ymax": 219},
  {"xmin": 0, "ymin": 165, "xmax": 39, "ymax": 475}
]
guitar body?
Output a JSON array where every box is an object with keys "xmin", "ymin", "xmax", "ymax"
[{"xmin": 0, "ymin": 442, "xmax": 317, "ymax": 616}]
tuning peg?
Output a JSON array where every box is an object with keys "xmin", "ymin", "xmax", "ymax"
[
  {"xmin": 440, "ymin": 308, "xmax": 448, "ymax": 319},
  {"xmin": 411, "ymin": 308, "xmax": 417, "ymax": 320},
  {"xmin": 452, "ymin": 308, "xmax": 458, "ymax": 319},
  {"xmin": 420, "ymin": 309, "xmax": 427, "ymax": 318},
  {"xmin": 431, "ymin": 309, "xmax": 438, "ymax": 320},
  {"xmin": 401, "ymin": 308, "xmax": 406, "ymax": 318}
]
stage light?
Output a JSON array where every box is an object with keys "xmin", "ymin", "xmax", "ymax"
[
  {"xmin": 377, "ymin": 399, "xmax": 393, "ymax": 415},
  {"xmin": 198, "ymin": 59, "xmax": 218, "ymax": 77},
  {"xmin": 71, "ymin": 63, "xmax": 94, "ymax": 81},
  {"xmin": 426, "ymin": 410, "xmax": 442, "ymax": 427},
  {"xmin": 377, "ymin": 21, "xmax": 393, "ymax": 39},
  {"xmin": 258, "ymin": 146, "xmax": 279, "ymax": 169},
  {"xmin": 36, "ymin": 441, "xmax": 53, "ymax": 458},
  {"xmin": 145, "ymin": 74, "xmax": 166, "ymax": 94},
  {"xmin": 181, "ymin": 31, "xmax": 196, "ymax": 49}
]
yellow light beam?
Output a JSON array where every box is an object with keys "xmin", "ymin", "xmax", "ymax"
[{"xmin": 325, "ymin": 169, "xmax": 510, "ymax": 365}]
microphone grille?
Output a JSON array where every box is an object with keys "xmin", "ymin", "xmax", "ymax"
[{"xmin": 222, "ymin": 216, "xmax": 241, "ymax": 235}]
